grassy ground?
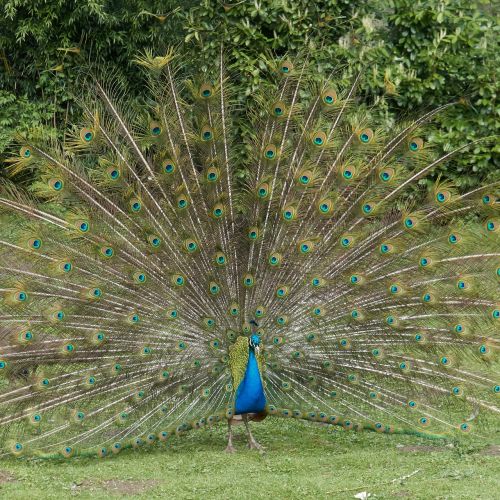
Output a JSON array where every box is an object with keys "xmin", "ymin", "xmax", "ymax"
[{"xmin": 0, "ymin": 418, "xmax": 498, "ymax": 499}]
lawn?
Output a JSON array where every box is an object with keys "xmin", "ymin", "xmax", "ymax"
[{"xmin": 0, "ymin": 418, "xmax": 498, "ymax": 499}]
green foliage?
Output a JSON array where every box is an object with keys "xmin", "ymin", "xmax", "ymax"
[
  {"xmin": 1, "ymin": 0, "xmax": 498, "ymax": 186},
  {"xmin": 0, "ymin": 0, "xmax": 188, "ymax": 154}
]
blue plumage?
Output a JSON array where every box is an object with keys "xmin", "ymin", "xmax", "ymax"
[{"xmin": 235, "ymin": 348, "xmax": 266, "ymax": 415}]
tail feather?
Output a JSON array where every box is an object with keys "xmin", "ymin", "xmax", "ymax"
[{"xmin": 0, "ymin": 50, "xmax": 498, "ymax": 458}]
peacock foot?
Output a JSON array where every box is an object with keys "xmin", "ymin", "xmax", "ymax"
[
  {"xmin": 225, "ymin": 444, "xmax": 237, "ymax": 453},
  {"xmin": 248, "ymin": 439, "xmax": 265, "ymax": 452}
]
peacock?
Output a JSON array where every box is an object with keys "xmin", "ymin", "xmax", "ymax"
[{"xmin": 0, "ymin": 48, "xmax": 499, "ymax": 459}]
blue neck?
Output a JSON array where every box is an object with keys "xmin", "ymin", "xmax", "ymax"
[{"xmin": 234, "ymin": 349, "xmax": 266, "ymax": 414}]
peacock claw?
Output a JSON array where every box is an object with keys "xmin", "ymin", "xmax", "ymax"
[
  {"xmin": 248, "ymin": 441, "xmax": 265, "ymax": 451},
  {"xmin": 225, "ymin": 445, "xmax": 237, "ymax": 453}
]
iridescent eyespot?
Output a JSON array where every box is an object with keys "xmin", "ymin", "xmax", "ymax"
[
  {"xmin": 263, "ymin": 144, "xmax": 277, "ymax": 160},
  {"xmin": 148, "ymin": 235, "xmax": 161, "ymax": 248},
  {"xmin": 399, "ymin": 361, "xmax": 410, "ymax": 371},
  {"xmin": 214, "ymin": 252, "xmax": 227, "ymax": 266},
  {"xmin": 76, "ymin": 220, "xmax": 90, "ymax": 233},
  {"xmin": 183, "ymin": 238, "xmax": 198, "ymax": 253},
  {"xmin": 212, "ymin": 203, "xmax": 224, "ymax": 219},
  {"xmin": 201, "ymin": 126, "xmax": 213, "ymax": 141},
  {"xmin": 282, "ymin": 206, "xmax": 297, "ymax": 221},
  {"xmin": 63, "ymin": 343, "xmax": 75, "ymax": 353},
  {"xmin": 311, "ymin": 131, "xmax": 326, "ymax": 147},
  {"xmin": 386, "ymin": 315, "xmax": 397, "ymax": 325},
  {"xmin": 133, "ymin": 272, "xmax": 147, "ymax": 284},
  {"xmin": 276, "ymin": 315, "xmax": 288, "ymax": 326},
  {"xmin": 100, "ymin": 246, "xmax": 114, "ymax": 258},
  {"xmin": 358, "ymin": 128, "xmax": 373, "ymax": 144},
  {"xmin": 297, "ymin": 169, "xmax": 313, "ymax": 186},
  {"xmin": 150, "ymin": 122, "xmax": 162, "ymax": 136},
  {"xmin": 172, "ymin": 274, "xmax": 185, "ymax": 287},
  {"xmin": 342, "ymin": 166, "xmax": 355, "ymax": 180},
  {"xmin": 486, "ymin": 219, "xmax": 498, "ymax": 232},
  {"xmin": 479, "ymin": 344, "xmax": 490, "ymax": 355},
  {"xmin": 408, "ymin": 137, "xmax": 423, "ymax": 152},
  {"xmin": 276, "ymin": 285, "xmax": 289, "ymax": 298},
  {"xmin": 19, "ymin": 330, "xmax": 33, "ymax": 343},
  {"xmin": 419, "ymin": 256, "xmax": 431, "ymax": 267},
  {"xmin": 361, "ymin": 202, "xmax": 375, "ymax": 215},
  {"xmin": 404, "ymin": 217, "xmax": 417, "ymax": 229},
  {"xmin": 164, "ymin": 160, "xmax": 176, "ymax": 174},
  {"xmin": 440, "ymin": 356, "xmax": 451, "ymax": 366},
  {"xmin": 312, "ymin": 306, "xmax": 324, "ymax": 317},
  {"xmin": 255, "ymin": 306, "xmax": 265, "ymax": 318},
  {"xmin": 311, "ymin": 276, "xmax": 325, "ymax": 287},
  {"xmin": 80, "ymin": 128, "xmax": 94, "ymax": 142},
  {"xmin": 209, "ymin": 282, "xmax": 220, "ymax": 295},
  {"xmin": 54, "ymin": 311, "xmax": 65, "ymax": 321},
  {"xmin": 340, "ymin": 235, "xmax": 353, "ymax": 248},
  {"xmin": 257, "ymin": 182, "xmax": 270, "ymax": 199},
  {"xmin": 321, "ymin": 89, "xmax": 337, "ymax": 105},
  {"xmin": 199, "ymin": 83, "xmax": 213, "ymax": 98},
  {"xmin": 379, "ymin": 167, "xmax": 395, "ymax": 182},
  {"xmin": 268, "ymin": 252, "xmax": 282, "ymax": 266},
  {"xmin": 206, "ymin": 166, "xmax": 219, "ymax": 182},
  {"xmin": 271, "ymin": 100, "xmax": 286, "ymax": 117},
  {"xmin": 298, "ymin": 240, "xmax": 314, "ymax": 254},
  {"xmin": 350, "ymin": 274, "xmax": 361, "ymax": 285},
  {"xmin": 242, "ymin": 273, "xmax": 255, "ymax": 287},
  {"xmin": 481, "ymin": 194, "xmax": 496, "ymax": 206},
  {"xmin": 248, "ymin": 227, "xmax": 259, "ymax": 240},
  {"xmin": 280, "ymin": 60, "xmax": 293, "ymax": 74},
  {"xmin": 435, "ymin": 190, "xmax": 451, "ymax": 204},
  {"xmin": 49, "ymin": 178, "xmax": 64, "ymax": 191},
  {"xmin": 380, "ymin": 243, "xmax": 393, "ymax": 254},
  {"xmin": 177, "ymin": 195, "xmax": 189, "ymax": 210},
  {"xmin": 107, "ymin": 166, "xmax": 121, "ymax": 180},
  {"xmin": 29, "ymin": 238, "xmax": 42, "ymax": 250},
  {"xmin": 318, "ymin": 199, "xmax": 333, "ymax": 215},
  {"xmin": 20, "ymin": 146, "xmax": 31, "ymax": 158}
]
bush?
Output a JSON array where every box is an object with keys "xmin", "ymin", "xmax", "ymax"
[{"xmin": 1, "ymin": 0, "xmax": 498, "ymax": 186}]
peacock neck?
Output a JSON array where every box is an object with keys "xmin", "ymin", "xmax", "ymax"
[{"xmin": 234, "ymin": 347, "xmax": 266, "ymax": 415}]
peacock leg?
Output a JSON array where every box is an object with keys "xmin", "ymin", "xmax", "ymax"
[
  {"xmin": 225, "ymin": 418, "xmax": 236, "ymax": 453},
  {"xmin": 243, "ymin": 414, "xmax": 265, "ymax": 451}
]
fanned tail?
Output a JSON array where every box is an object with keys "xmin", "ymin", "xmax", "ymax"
[{"xmin": 0, "ymin": 51, "xmax": 498, "ymax": 458}]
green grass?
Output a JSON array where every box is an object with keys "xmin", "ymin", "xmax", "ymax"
[{"xmin": 0, "ymin": 418, "xmax": 498, "ymax": 499}]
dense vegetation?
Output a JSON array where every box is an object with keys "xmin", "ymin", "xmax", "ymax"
[{"xmin": 1, "ymin": 0, "xmax": 498, "ymax": 187}]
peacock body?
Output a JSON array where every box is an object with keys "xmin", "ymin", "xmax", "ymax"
[{"xmin": 0, "ymin": 49, "xmax": 499, "ymax": 458}]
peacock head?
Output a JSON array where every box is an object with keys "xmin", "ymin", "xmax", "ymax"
[{"xmin": 249, "ymin": 328, "xmax": 261, "ymax": 354}]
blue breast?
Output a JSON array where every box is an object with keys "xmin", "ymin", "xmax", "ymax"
[{"xmin": 234, "ymin": 349, "xmax": 266, "ymax": 414}]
